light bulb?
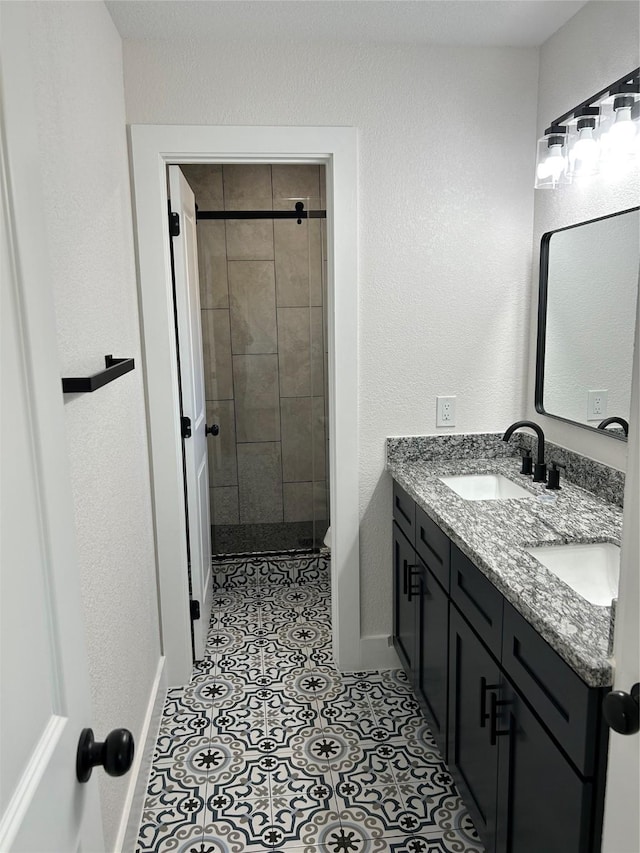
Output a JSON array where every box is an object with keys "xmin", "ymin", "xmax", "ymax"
[
  {"xmin": 535, "ymin": 131, "xmax": 568, "ymax": 188},
  {"xmin": 569, "ymin": 120, "xmax": 599, "ymax": 177},
  {"xmin": 536, "ymin": 160, "xmax": 551, "ymax": 180},
  {"xmin": 572, "ymin": 129, "xmax": 597, "ymax": 162},
  {"xmin": 546, "ymin": 143, "xmax": 566, "ymax": 181},
  {"xmin": 605, "ymin": 97, "xmax": 638, "ymax": 157},
  {"xmin": 610, "ymin": 106, "xmax": 636, "ymax": 141}
]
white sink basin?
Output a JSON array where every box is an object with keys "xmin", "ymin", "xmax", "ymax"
[
  {"xmin": 439, "ymin": 474, "xmax": 533, "ymax": 501},
  {"xmin": 526, "ymin": 542, "xmax": 620, "ymax": 606}
]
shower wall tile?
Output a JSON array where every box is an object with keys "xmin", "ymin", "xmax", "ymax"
[
  {"xmin": 277, "ymin": 306, "xmax": 311, "ymax": 397},
  {"xmin": 237, "ymin": 442, "xmax": 283, "ymax": 524},
  {"xmin": 312, "ymin": 396, "xmax": 327, "ymax": 478},
  {"xmin": 233, "ymin": 354, "xmax": 280, "ymax": 443},
  {"xmin": 192, "ymin": 165, "xmax": 329, "ymax": 536},
  {"xmin": 206, "ymin": 400, "xmax": 237, "ymax": 487},
  {"xmin": 310, "ymin": 306, "xmax": 324, "ymax": 396},
  {"xmin": 210, "ymin": 486, "xmax": 239, "ymax": 525},
  {"xmin": 280, "ymin": 397, "xmax": 313, "ymax": 482},
  {"xmin": 272, "ymin": 164, "xmax": 320, "ymax": 210},
  {"xmin": 196, "ymin": 220, "xmax": 228, "ymax": 309},
  {"xmin": 283, "ymin": 481, "xmax": 314, "ymax": 522},
  {"xmin": 313, "ymin": 480, "xmax": 329, "ymax": 520},
  {"xmin": 228, "ymin": 261, "xmax": 277, "ymax": 354},
  {"xmin": 225, "ymin": 219, "xmax": 274, "ymax": 261},
  {"xmin": 202, "ymin": 309, "xmax": 233, "ymax": 401},
  {"xmin": 308, "ymin": 218, "xmax": 324, "ymax": 302},
  {"xmin": 181, "ymin": 164, "xmax": 224, "ymax": 209},
  {"xmin": 223, "ymin": 165, "xmax": 272, "ymax": 209},
  {"xmin": 274, "ymin": 220, "xmax": 322, "ymax": 307}
]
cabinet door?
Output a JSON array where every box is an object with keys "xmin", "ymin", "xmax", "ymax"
[
  {"xmin": 496, "ymin": 679, "xmax": 593, "ymax": 853},
  {"xmin": 417, "ymin": 563, "xmax": 449, "ymax": 760},
  {"xmin": 393, "ymin": 522, "xmax": 420, "ymax": 681},
  {"xmin": 449, "ymin": 606, "xmax": 500, "ymax": 852}
]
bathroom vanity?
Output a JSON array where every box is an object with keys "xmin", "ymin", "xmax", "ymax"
[{"xmin": 387, "ymin": 436, "xmax": 622, "ymax": 853}]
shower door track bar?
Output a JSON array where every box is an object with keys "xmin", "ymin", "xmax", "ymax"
[
  {"xmin": 196, "ymin": 201, "xmax": 326, "ymax": 222},
  {"xmin": 196, "ymin": 210, "xmax": 326, "ymax": 220}
]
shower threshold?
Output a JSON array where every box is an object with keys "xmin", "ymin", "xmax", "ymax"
[{"xmin": 211, "ymin": 519, "xmax": 329, "ymax": 557}]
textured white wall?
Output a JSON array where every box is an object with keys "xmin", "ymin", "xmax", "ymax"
[
  {"xmin": 529, "ymin": 0, "xmax": 640, "ymax": 470},
  {"xmin": 26, "ymin": 3, "xmax": 161, "ymax": 847},
  {"xmin": 122, "ymin": 39, "xmax": 538, "ymax": 637}
]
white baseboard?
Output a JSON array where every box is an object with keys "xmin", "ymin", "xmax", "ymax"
[
  {"xmin": 336, "ymin": 634, "xmax": 402, "ymax": 672},
  {"xmin": 357, "ymin": 634, "xmax": 402, "ymax": 671},
  {"xmin": 116, "ymin": 657, "xmax": 167, "ymax": 853}
]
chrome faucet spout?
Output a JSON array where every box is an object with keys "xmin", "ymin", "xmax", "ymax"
[{"xmin": 502, "ymin": 420, "xmax": 547, "ymax": 482}]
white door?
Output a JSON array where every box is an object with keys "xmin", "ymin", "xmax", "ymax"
[
  {"xmin": 168, "ymin": 166, "xmax": 212, "ymax": 661},
  {"xmin": 601, "ymin": 295, "xmax": 640, "ymax": 853},
  {"xmin": 0, "ymin": 14, "xmax": 104, "ymax": 848}
]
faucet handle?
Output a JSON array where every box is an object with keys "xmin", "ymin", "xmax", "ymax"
[
  {"xmin": 519, "ymin": 448, "xmax": 533, "ymax": 475},
  {"xmin": 546, "ymin": 461, "xmax": 566, "ymax": 490}
]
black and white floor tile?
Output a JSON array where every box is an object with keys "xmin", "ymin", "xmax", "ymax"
[{"xmin": 137, "ymin": 553, "xmax": 483, "ymax": 853}]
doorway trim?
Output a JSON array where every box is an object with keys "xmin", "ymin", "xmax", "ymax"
[{"xmin": 129, "ymin": 125, "xmax": 360, "ymax": 685}]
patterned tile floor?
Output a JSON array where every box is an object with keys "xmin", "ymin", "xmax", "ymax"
[{"xmin": 137, "ymin": 553, "xmax": 484, "ymax": 853}]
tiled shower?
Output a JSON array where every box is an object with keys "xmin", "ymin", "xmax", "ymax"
[{"xmin": 182, "ymin": 164, "xmax": 329, "ymax": 555}]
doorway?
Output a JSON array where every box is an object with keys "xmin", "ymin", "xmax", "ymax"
[
  {"xmin": 130, "ymin": 125, "xmax": 361, "ymax": 685},
  {"xmin": 180, "ymin": 163, "xmax": 330, "ymax": 557}
]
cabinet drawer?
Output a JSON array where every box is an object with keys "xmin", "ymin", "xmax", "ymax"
[
  {"xmin": 502, "ymin": 602, "xmax": 601, "ymax": 776},
  {"xmin": 450, "ymin": 545, "xmax": 503, "ymax": 658},
  {"xmin": 393, "ymin": 480, "xmax": 415, "ymax": 545},
  {"xmin": 415, "ymin": 506, "xmax": 450, "ymax": 591}
]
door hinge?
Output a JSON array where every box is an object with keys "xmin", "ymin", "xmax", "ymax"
[
  {"xmin": 190, "ymin": 600, "xmax": 201, "ymax": 621},
  {"xmin": 169, "ymin": 210, "xmax": 180, "ymax": 237},
  {"xmin": 181, "ymin": 416, "xmax": 192, "ymax": 439}
]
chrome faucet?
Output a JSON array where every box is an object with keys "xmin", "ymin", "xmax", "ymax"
[
  {"xmin": 597, "ymin": 417, "xmax": 629, "ymax": 437},
  {"xmin": 502, "ymin": 420, "xmax": 547, "ymax": 482}
]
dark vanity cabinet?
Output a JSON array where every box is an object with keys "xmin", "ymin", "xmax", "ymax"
[
  {"xmin": 393, "ymin": 519, "xmax": 421, "ymax": 681},
  {"xmin": 392, "ymin": 482, "xmax": 450, "ymax": 758},
  {"xmin": 391, "ymin": 480, "xmax": 609, "ymax": 853}
]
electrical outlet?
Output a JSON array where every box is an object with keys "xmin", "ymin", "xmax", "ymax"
[
  {"xmin": 436, "ymin": 396, "xmax": 456, "ymax": 427},
  {"xmin": 587, "ymin": 389, "xmax": 608, "ymax": 421}
]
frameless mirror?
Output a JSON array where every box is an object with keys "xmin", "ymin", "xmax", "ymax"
[{"xmin": 535, "ymin": 207, "xmax": 639, "ymax": 440}]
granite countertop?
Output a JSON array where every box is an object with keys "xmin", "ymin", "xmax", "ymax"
[{"xmin": 387, "ymin": 454, "xmax": 623, "ymax": 687}]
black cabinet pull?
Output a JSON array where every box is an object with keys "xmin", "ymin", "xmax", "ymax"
[
  {"xmin": 403, "ymin": 559, "xmax": 408, "ymax": 596},
  {"xmin": 407, "ymin": 564, "xmax": 420, "ymax": 601},
  {"xmin": 76, "ymin": 727, "xmax": 134, "ymax": 783},
  {"xmin": 489, "ymin": 692, "xmax": 512, "ymax": 746},
  {"xmin": 480, "ymin": 677, "xmax": 500, "ymax": 728},
  {"xmin": 205, "ymin": 423, "xmax": 220, "ymax": 437},
  {"xmin": 603, "ymin": 684, "xmax": 639, "ymax": 735}
]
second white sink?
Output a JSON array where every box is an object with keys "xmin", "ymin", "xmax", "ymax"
[
  {"xmin": 439, "ymin": 474, "xmax": 533, "ymax": 501},
  {"xmin": 526, "ymin": 542, "xmax": 620, "ymax": 606}
]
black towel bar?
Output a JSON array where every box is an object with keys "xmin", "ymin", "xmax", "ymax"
[{"xmin": 61, "ymin": 355, "xmax": 135, "ymax": 393}]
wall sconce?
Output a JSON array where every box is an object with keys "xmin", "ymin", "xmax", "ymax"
[{"xmin": 535, "ymin": 68, "xmax": 639, "ymax": 189}]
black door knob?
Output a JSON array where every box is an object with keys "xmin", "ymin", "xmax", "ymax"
[
  {"xmin": 76, "ymin": 727, "xmax": 134, "ymax": 783},
  {"xmin": 603, "ymin": 684, "xmax": 640, "ymax": 735},
  {"xmin": 205, "ymin": 423, "xmax": 219, "ymax": 436}
]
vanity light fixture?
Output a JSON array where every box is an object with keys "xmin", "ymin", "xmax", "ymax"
[
  {"xmin": 535, "ymin": 127, "xmax": 569, "ymax": 188},
  {"xmin": 535, "ymin": 67, "xmax": 639, "ymax": 188}
]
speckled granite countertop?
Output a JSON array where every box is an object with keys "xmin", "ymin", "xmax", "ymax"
[{"xmin": 387, "ymin": 452, "xmax": 623, "ymax": 688}]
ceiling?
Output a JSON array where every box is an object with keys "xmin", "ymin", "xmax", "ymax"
[{"xmin": 105, "ymin": 0, "xmax": 588, "ymax": 47}]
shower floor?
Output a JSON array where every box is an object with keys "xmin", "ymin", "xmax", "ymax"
[
  {"xmin": 136, "ymin": 552, "xmax": 483, "ymax": 852},
  {"xmin": 212, "ymin": 520, "xmax": 329, "ymax": 555}
]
